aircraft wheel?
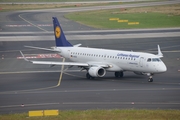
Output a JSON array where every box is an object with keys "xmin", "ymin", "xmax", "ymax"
[
  {"xmin": 120, "ymin": 72, "xmax": 124, "ymax": 78},
  {"xmin": 86, "ymin": 73, "xmax": 90, "ymax": 79},
  {"xmin": 148, "ymin": 78, "xmax": 153, "ymax": 82},
  {"xmin": 115, "ymin": 72, "xmax": 123, "ymax": 78},
  {"xmin": 86, "ymin": 73, "xmax": 94, "ymax": 79}
]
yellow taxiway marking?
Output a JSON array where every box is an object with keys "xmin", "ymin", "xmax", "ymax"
[
  {"xmin": 0, "ymin": 59, "xmax": 64, "ymax": 94},
  {"xmin": 57, "ymin": 58, "xmax": 65, "ymax": 86},
  {"xmin": 64, "ymin": 72, "xmax": 84, "ymax": 78},
  {"xmin": 0, "ymin": 84, "xmax": 58, "ymax": 94},
  {"xmin": 18, "ymin": 14, "xmax": 48, "ymax": 32},
  {"xmin": 0, "ymin": 70, "xmax": 83, "ymax": 75},
  {"xmin": 0, "ymin": 71, "xmax": 61, "ymax": 74},
  {"xmin": 0, "ymin": 58, "xmax": 85, "ymax": 94}
]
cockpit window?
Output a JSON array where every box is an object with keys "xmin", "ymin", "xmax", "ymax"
[
  {"xmin": 147, "ymin": 58, "xmax": 161, "ymax": 62},
  {"xmin": 147, "ymin": 58, "xmax": 151, "ymax": 62},
  {"xmin": 152, "ymin": 58, "xmax": 161, "ymax": 62}
]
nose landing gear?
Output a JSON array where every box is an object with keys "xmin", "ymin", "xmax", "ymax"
[
  {"xmin": 147, "ymin": 73, "xmax": 153, "ymax": 82},
  {"xmin": 148, "ymin": 76, "xmax": 153, "ymax": 82}
]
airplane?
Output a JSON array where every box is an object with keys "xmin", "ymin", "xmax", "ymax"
[{"xmin": 20, "ymin": 17, "xmax": 167, "ymax": 82}]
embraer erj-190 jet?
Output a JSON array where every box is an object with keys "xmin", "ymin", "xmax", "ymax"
[{"xmin": 20, "ymin": 17, "xmax": 167, "ymax": 82}]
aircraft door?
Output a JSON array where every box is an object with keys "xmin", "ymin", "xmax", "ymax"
[
  {"xmin": 139, "ymin": 57, "xmax": 144, "ymax": 67},
  {"xmin": 68, "ymin": 50, "xmax": 71, "ymax": 59}
]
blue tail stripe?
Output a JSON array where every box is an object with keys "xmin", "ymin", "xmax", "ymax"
[{"xmin": 52, "ymin": 17, "xmax": 72, "ymax": 47}]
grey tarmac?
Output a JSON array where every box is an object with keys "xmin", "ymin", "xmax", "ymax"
[{"xmin": 0, "ymin": 0, "xmax": 180, "ymax": 114}]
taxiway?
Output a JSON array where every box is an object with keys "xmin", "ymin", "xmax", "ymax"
[{"xmin": 0, "ymin": 1, "xmax": 180, "ymax": 114}]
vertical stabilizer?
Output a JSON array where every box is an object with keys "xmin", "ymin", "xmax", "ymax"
[{"xmin": 52, "ymin": 17, "xmax": 72, "ymax": 47}]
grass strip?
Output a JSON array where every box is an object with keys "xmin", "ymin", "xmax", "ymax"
[
  {"xmin": 65, "ymin": 4, "xmax": 180, "ymax": 29},
  {"xmin": 0, "ymin": 109, "xmax": 180, "ymax": 120}
]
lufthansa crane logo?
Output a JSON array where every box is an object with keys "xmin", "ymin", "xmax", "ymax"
[{"xmin": 55, "ymin": 26, "xmax": 61, "ymax": 38}]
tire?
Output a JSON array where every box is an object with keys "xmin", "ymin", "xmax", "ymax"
[
  {"xmin": 86, "ymin": 73, "xmax": 95, "ymax": 79},
  {"xmin": 115, "ymin": 72, "xmax": 124, "ymax": 78},
  {"xmin": 148, "ymin": 78, "xmax": 153, "ymax": 82}
]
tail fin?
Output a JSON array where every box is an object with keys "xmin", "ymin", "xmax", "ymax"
[{"xmin": 52, "ymin": 17, "xmax": 72, "ymax": 47}]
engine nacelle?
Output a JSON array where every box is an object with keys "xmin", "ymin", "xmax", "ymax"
[
  {"xmin": 88, "ymin": 67, "xmax": 106, "ymax": 77},
  {"xmin": 134, "ymin": 72, "xmax": 144, "ymax": 75}
]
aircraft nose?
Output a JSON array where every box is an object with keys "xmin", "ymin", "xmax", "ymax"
[{"xmin": 159, "ymin": 63, "xmax": 167, "ymax": 72}]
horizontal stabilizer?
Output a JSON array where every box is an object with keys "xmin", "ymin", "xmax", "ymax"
[
  {"xmin": 25, "ymin": 46, "xmax": 59, "ymax": 52},
  {"xmin": 20, "ymin": 51, "xmax": 30, "ymax": 62},
  {"xmin": 73, "ymin": 44, "xmax": 82, "ymax": 47}
]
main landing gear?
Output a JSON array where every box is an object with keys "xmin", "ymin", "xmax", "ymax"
[
  {"xmin": 86, "ymin": 73, "xmax": 94, "ymax": 79},
  {"xmin": 115, "ymin": 71, "xmax": 124, "ymax": 78}
]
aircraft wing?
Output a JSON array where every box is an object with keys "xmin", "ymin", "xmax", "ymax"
[
  {"xmin": 20, "ymin": 51, "xmax": 89, "ymax": 67},
  {"xmin": 30, "ymin": 61, "xmax": 89, "ymax": 66},
  {"xmin": 31, "ymin": 61, "xmax": 110, "ymax": 68},
  {"xmin": 20, "ymin": 51, "xmax": 112, "ymax": 68}
]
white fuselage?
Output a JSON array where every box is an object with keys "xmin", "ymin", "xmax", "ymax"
[{"xmin": 57, "ymin": 47, "xmax": 167, "ymax": 74}]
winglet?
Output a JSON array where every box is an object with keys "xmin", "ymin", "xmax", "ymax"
[
  {"xmin": 157, "ymin": 45, "xmax": 163, "ymax": 58},
  {"xmin": 20, "ymin": 51, "xmax": 30, "ymax": 62}
]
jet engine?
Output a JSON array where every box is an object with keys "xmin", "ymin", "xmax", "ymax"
[{"xmin": 88, "ymin": 67, "xmax": 106, "ymax": 77}]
